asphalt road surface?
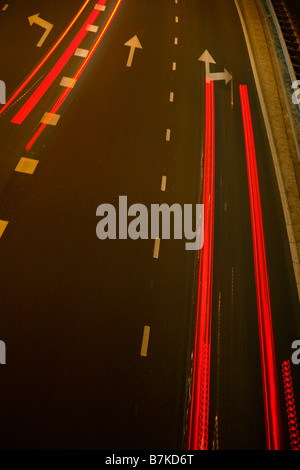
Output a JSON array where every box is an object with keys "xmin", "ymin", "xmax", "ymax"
[{"xmin": 0, "ymin": 0, "xmax": 299, "ymax": 450}]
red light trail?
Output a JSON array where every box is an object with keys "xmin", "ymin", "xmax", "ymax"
[
  {"xmin": 240, "ymin": 84, "xmax": 282, "ymax": 450},
  {"xmin": 188, "ymin": 78, "xmax": 215, "ymax": 450},
  {"xmin": 12, "ymin": 0, "xmax": 108, "ymax": 126},
  {"xmin": 0, "ymin": 0, "xmax": 91, "ymax": 117},
  {"xmin": 25, "ymin": 0, "xmax": 123, "ymax": 152},
  {"xmin": 282, "ymin": 359, "xmax": 300, "ymax": 450}
]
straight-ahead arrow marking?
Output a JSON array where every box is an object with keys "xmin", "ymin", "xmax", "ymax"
[
  {"xmin": 28, "ymin": 13, "xmax": 53, "ymax": 47},
  {"xmin": 198, "ymin": 49, "xmax": 232, "ymax": 85},
  {"xmin": 198, "ymin": 50, "xmax": 216, "ymax": 78},
  {"xmin": 124, "ymin": 35, "xmax": 142, "ymax": 67}
]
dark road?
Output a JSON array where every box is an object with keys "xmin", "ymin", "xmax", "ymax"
[{"xmin": 0, "ymin": 0, "xmax": 299, "ymax": 450}]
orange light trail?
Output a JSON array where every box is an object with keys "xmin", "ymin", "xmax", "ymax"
[
  {"xmin": 188, "ymin": 78, "xmax": 215, "ymax": 450},
  {"xmin": 25, "ymin": 0, "xmax": 123, "ymax": 152},
  {"xmin": 239, "ymin": 84, "xmax": 282, "ymax": 450},
  {"xmin": 0, "ymin": 0, "xmax": 91, "ymax": 116},
  {"xmin": 12, "ymin": 0, "xmax": 107, "ymax": 125}
]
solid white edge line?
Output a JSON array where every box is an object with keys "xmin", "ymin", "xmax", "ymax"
[
  {"xmin": 256, "ymin": 1, "xmax": 300, "ymax": 160},
  {"xmin": 234, "ymin": 0, "xmax": 300, "ymax": 300}
]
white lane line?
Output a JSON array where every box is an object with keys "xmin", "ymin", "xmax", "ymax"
[
  {"xmin": 41, "ymin": 112, "xmax": 60, "ymax": 126},
  {"xmin": 15, "ymin": 157, "xmax": 39, "ymax": 175},
  {"xmin": 94, "ymin": 3, "xmax": 106, "ymax": 10},
  {"xmin": 86, "ymin": 24, "xmax": 99, "ymax": 33},
  {"xmin": 174, "ymin": 37, "xmax": 178, "ymax": 45},
  {"xmin": 172, "ymin": 61, "xmax": 176, "ymax": 71},
  {"xmin": 74, "ymin": 48, "xmax": 89, "ymax": 58},
  {"xmin": 0, "ymin": 220, "xmax": 8, "ymax": 238},
  {"xmin": 140, "ymin": 326, "xmax": 150, "ymax": 357},
  {"xmin": 234, "ymin": 0, "xmax": 300, "ymax": 300},
  {"xmin": 166, "ymin": 128, "xmax": 171, "ymax": 141},
  {"xmin": 60, "ymin": 76, "xmax": 76, "ymax": 88},
  {"xmin": 2, "ymin": 4, "xmax": 9, "ymax": 11},
  {"xmin": 169, "ymin": 91, "xmax": 174, "ymax": 102},
  {"xmin": 175, "ymin": 16, "xmax": 178, "ymax": 23},
  {"xmin": 153, "ymin": 238, "xmax": 160, "ymax": 258},
  {"xmin": 161, "ymin": 175, "xmax": 167, "ymax": 191}
]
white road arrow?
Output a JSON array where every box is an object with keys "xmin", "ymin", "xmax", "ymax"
[
  {"xmin": 198, "ymin": 50, "xmax": 216, "ymax": 78},
  {"xmin": 209, "ymin": 69, "xmax": 232, "ymax": 85},
  {"xmin": 124, "ymin": 35, "xmax": 142, "ymax": 67},
  {"xmin": 28, "ymin": 13, "xmax": 53, "ymax": 47},
  {"xmin": 198, "ymin": 49, "xmax": 232, "ymax": 85}
]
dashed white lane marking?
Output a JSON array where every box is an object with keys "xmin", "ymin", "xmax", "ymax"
[
  {"xmin": 140, "ymin": 326, "xmax": 150, "ymax": 357},
  {"xmin": 60, "ymin": 76, "xmax": 76, "ymax": 88},
  {"xmin": 74, "ymin": 48, "xmax": 89, "ymax": 58},
  {"xmin": 41, "ymin": 112, "xmax": 60, "ymax": 126},
  {"xmin": 161, "ymin": 175, "xmax": 167, "ymax": 191},
  {"xmin": 94, "ymin": 3, "xmax": 106, "ymax": 10},
  {"xmin": 15, "ymin": 157, "xmax": 39, "ymax": 175},
  {"xmin": 0, "ymin": 220, "xmax": 8, "ymax": 238},
  {"xmin": 2, "ymin": 4, "xmax": 8, "ymax": 11},
  {"xmin": 86, "ymin": 24, "xmax": 99, "ymax": 33},
  {"xmin": 172, "ymin": 61, "xmax": 176, "ymax": 71},
  {"xmin": 169, "ymin": 91, "xmax": 174, "ymax": 102},
  {"xmin": 174, "ymin": 37, "xmax": 178, "ymax": 45},
  {"xmin": 153, "ymin": 238, "xmax": 160, "ymax": 258},
  {"xmin": 166, "ymin": 128, "xmax": 171, "ymax": 141},
  {"xmin": 175, "ymin": 16, "xmax": 178, "ymax": 23}
]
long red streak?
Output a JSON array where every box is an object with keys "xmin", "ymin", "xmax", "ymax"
[
  {"xmin": 188, "ymin": 79, "xmax": 215, "ymax": 450},
  {"xmin": 0, "ymin": 0, "xmax": 91, "ymax": 116},
  {"xmin": 11, "ymin": 0, "xmax": 107, "ymax": 125},
  {"xmin": 239, "ymin": 84, "xmax": 282, "ymax": 450},
  {"xmin": 282, "ymin": 359, "xmax": 300, "ymax": 450},
  {"xmin": 25, "ymin": 0, "xmax": 123, "ymax": 152}
]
